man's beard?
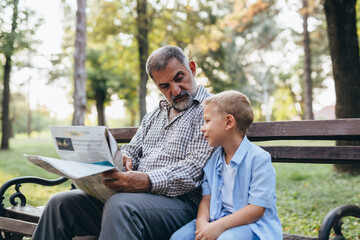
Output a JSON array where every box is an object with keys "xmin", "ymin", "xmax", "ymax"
[{"xmin": 170, "ymin": 90, "xmax": 195, "ymax": 112}]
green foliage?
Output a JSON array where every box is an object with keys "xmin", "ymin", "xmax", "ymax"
[
  {"xmin": 357, "ymin": 0, "xmax": 360, "ymax": 50},
  {"xmin": 272, "ymin": 88, "xmax": 299, "ymax": 120},
  {"xmin": 0, "ymin": 0, "xmax": 43, "ymax": 56}
]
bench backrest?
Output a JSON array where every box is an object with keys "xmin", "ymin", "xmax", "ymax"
[{"xmin": 109, "ymin": 119, "xmax": 360, "ymax": 164}]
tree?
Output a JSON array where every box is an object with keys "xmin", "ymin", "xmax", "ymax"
[
  {"xmin": 324, "ymin": 0, "xmax": 360, "ymax": 174},
  {"xmin": 86, "ymin": 47, "xmax": 135, "ymax": 126},
  {"xmin": 72, "ymin": 0, "xmax": 87, "ymax": 126},
  {"xmin": 302, "ymin": 0, "xmax": 314, "ymax": 119},
  {"xmin": 0, "ymin": 0, "xmax": 18, "ymax": 149},
  {"xmin": 136, "ymin": 0, "xmax": 150, "ymax": 120}
]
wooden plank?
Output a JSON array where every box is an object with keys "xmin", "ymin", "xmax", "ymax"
[
  {"xmin": 263, "ymin": 146, "xmax": 360, "ymax": 164},
  {"xmin": 109, "ymin": 127, "xmax": 137, "ymax": 143},
  {"xmin": 0, "ymin": 216, "xmax": 36, "ymax": 236},
  {"xmin": 3, "ymin": 206, "xmax": 43, "ymax": 223},
  {"xmin": 247, "ymin": 119, "xmax": 360, "ymax": 141},
  {"xmin": 109, "ymin": 119, "xmax": 360, "ymax": 142}
]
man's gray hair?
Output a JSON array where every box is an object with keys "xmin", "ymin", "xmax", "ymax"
[{"xmin": 146, "ymin": 45, "xmax": 190, "ymax": 80}]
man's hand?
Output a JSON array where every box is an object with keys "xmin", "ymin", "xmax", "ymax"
[
  {"xmin": 102, "ymin": 171, "xmax": 151, "ymax": 193},
  {"xmin": 123, "ymin": 154, "xmax": 133, "ymax": 171}
]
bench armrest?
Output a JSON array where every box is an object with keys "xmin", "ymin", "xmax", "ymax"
[
  {"xmin": 0, "ymin": 176, "xmax": 68, "ymax": 215},
  {"xmin": 318, "ymin": 204, "xmax": 360, "ymax": 240}
]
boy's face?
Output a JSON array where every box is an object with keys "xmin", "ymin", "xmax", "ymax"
[{"xmin": 201, "ymin": 104, "xmax": 226, "ymax": 147}]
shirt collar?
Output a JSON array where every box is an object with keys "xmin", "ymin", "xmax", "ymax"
[
  {"xmin": 215, "ymin": 135, "xmax": 251, "ymax": 169},
  {"xmin": 230, "ymin": 135, "xmax": 251, "ymax": 167}
]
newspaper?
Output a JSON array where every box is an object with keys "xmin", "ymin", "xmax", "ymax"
[{"xmin": 24, "ymin": 126, "xmax": 124, "ymax": 202}]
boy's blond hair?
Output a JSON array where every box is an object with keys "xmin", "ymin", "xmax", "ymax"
[{"xmin": 203, "ymin": 90, "xmax": 254, "ymax": 133}]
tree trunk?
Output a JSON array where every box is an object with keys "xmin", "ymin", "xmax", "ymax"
[
  {"xmin": 72, "ymin": 0, "xmax": 87, "ymax": 126},
  {"xmin": 27, "ymin": 104, "xmax": 32, "ymax": 136},
  {"xmin": 136, "ymin": 0, "xmax": 150, "ymax": 120},
  {"xmin": 95, "ymin": 91, "xmax": 106, "ymax": 126},
  {"xmin": 1, "ymin": 0, "xmax": 19, "ymax": 150},
  {"xmin": 324, "ymin": 0, "xmax": 360, "ymax": 174},
  {"xmin": 303, "ymin": 0, "xmax": 314, "ymax": 120}
]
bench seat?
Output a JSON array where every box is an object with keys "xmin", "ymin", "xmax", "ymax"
[{"xmin": 1, "ymin": 119, "xmax": 359, "ymax": 239}]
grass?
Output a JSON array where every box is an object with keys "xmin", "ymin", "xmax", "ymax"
[
  {"xmin": 0, "ymin": 133, "xmax": 72, "ymax": 206},
  {"xmin": 0, "ymin": 135, "xmax": 359, "ymax": 238}
]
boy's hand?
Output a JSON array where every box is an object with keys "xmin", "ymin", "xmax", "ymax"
[
  {"xmin": 195, "ymin": 221, "xmax": 225, "ymax": 240},
  {"xmin": 195, "ymin": 219, "xmax": 209, "ymax": 233}
]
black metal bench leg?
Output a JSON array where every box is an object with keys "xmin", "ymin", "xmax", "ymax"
[{"xmin": 318, "ymin": 204, "xmax": 360, "ymax": 240}]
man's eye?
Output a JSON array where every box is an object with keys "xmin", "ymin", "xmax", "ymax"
[
  {"xmin": 175, "ymin": 77, "xmax": 183, "ymax": 82},
  {"xmin": 160, "ymin": 85, "xmax": 169, "ymax": 89}
]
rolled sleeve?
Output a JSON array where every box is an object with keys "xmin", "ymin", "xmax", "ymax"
[
  {"xmin": 248, "ymin": 151, "xmax": 276, "ymax": 209},
  {"xmin": 201, "ymin": 174, "xmax": 211, "ymax": 196}
]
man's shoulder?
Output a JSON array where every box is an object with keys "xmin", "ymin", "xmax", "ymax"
[{"xmin": 194, "ymin": 85, "xmax": 211, "ymax": 103}]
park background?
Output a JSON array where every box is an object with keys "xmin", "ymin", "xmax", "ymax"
[{"xmin": 0, "ymin": 0, "xmax": 360, "ymax": 238}]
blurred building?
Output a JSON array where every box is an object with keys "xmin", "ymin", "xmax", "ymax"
[{"xmin": 314, "ymin": 104, "xmax": 335, "ymax": 120}]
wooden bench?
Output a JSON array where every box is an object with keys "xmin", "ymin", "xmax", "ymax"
[{"xmin": 1, "ymin": 119, "xmax": 360, "ymax": 239}]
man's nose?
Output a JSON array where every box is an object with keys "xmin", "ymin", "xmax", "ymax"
[
  {"xmin": 201, "ymin": 125, "xmax": 205, "ymax": 132},
  {"xmin": 171, "ymin": 84, "xmax": 181, "ymax": 96}
]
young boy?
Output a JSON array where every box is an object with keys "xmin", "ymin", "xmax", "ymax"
[{"xmin": 171, "ymin": 90, "xmax": 282, "ymax": 240}]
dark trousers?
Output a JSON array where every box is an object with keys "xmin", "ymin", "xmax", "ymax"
[{"xmin": 32, "ymin": 190, "xmax": 197, "ymax": 240}]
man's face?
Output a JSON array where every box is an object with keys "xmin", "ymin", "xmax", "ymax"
[{"xmin": 151, "ymin": 58, "xmax": 198, "ymax": 112}]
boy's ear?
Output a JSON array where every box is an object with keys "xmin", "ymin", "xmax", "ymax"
[{"xmin": 225, "ymin": 114, "xmax": 236, "ymax": 131}]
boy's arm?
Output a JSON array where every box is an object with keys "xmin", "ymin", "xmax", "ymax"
[
  {"xmin": 196, "ymin": 194, "xmax": 211, "ymax": 231},
  {"xmin": 214, "ymin": 204, "xmax": 265, "ymax": 230},
  {"xmin": 195, "ymin": 204, "xmax": 265, "ymax": 240}
]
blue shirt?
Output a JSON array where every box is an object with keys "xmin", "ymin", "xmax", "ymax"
[{"xmin": 202, "ymin": 136, "xmax": 283, "ymax": 239}]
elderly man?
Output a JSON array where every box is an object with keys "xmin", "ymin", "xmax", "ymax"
[{"xmin": 32, "ymin": 45, "xmax": 214, "ymax": 240}]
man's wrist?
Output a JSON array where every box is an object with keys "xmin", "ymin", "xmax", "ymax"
[{"xmin": 128, "ymin": 171, "xmax": 151, "ymax": 192}]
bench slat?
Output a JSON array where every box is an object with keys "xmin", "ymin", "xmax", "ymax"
[
  {"xmin": 247, "ymin": 119, "xmax": 360, "ymax": 141},
  {"xmin": 0, "ymin": 216, "xmax": 36, "ymax": 236},
  {"xmin": 264, "ymin": 146, "xmax": 360, "ymax": 164},
  {"xmin": 109, "ymin": 127, "xmax": 137, "ymax": 143},
  {"xmin": 109, "ymin": 119, "xmax": 360, "ymax": 142}
]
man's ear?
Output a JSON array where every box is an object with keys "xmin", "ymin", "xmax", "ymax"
[
  {"xmin": 189, "ymin": 60, "xmax": 196, "ymax": 76},
  {"xmin": 225, "ymin": 114, "xmax": 236, "ymax": 131}
]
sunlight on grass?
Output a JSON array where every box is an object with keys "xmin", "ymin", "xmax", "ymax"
[{"xmin": 275, "ymin": 163, "xmax": 360, "ymax": 238}]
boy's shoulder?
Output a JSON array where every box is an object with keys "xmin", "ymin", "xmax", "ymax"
[{"xmin": 203, "ymin": 147, "xmax": 222, "ymax": 170}]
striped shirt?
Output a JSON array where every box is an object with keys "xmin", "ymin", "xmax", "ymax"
[{"xmin": 121, "ymin": 85, "xmax": 214, "ymax": 205}]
